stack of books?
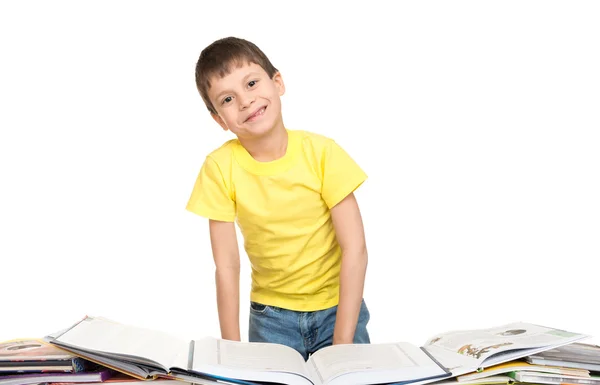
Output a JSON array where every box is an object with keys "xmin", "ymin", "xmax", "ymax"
[
  {"xmin": 435, "ymin": 342, "xmax": 600, "ymax": 385},
  {"xmin": 1, "ymin": 317, "xmax": 598, "ymax": 385},
  {"xmin": 0, "ymin": 338, "xmax": 175, "ymax": 385}
]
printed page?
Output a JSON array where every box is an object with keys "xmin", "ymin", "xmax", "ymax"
[
  {"xmin": 191, "ymin": 337, "xmax": 313, "ymax": 385},
  {"xmin": 423, "ymin": 322, "xmax": 587, "ymax": 376},
  {"xmin": 421, "ymin": 346, "xmax": 478, "ymax": 375},
  {"xmin": 307, "ymin": 342, "xmax": 449, "ymax": 385},
  {"xmin": 52, "ymin": 316, "xmax": 189, "ymax": 371}
]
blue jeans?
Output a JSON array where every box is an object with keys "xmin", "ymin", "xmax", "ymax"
[{"xmin": 248, "ymin": 299, "xmax": 371, "ymax": 360}]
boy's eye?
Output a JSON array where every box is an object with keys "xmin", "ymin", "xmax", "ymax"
[
  {"xmin": 222, "ymin": 96, "xmax": 232, "ymax": 105},
  {"xmin": 248, "ymin": 80, "xmax": 257, "ymax": 88}
]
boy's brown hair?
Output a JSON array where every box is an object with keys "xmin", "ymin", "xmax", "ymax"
[{"xmin": 195, "ymin": 37, "xmax": 278, "ymax": 114}]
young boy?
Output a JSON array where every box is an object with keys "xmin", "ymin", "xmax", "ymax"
[{"xmin": 187, "ymin": 37, "xmax": 370, "ymax": 360}]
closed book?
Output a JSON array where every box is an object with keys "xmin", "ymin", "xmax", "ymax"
[
  {"xmin": 0, "ymin": 339, "xmax": 89, "ymax": 373},
  {"xmin": 0, "ymin": 368, "xmax": 113, "ymax": 385}
]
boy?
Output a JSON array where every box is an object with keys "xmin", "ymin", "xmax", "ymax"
[{"xmin": 187, "ymin": 37, "xmax": 370, "ymax": 360}]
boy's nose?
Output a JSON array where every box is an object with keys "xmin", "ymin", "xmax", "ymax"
[{"xmin": 239, "ymin": 94, "xmax": 255, "ymax": 109}]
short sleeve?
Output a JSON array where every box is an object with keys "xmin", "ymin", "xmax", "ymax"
[
  {"xmin": 321, "ymin": 140, "xmax": 367, "ymax": 208},
  {"xmin": 186, "ymin": 156, "xmax": 236, "ymax": 222}
]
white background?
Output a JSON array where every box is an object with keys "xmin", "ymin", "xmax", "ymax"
[{"xmin": 1, "ymin": 1, "xmax": 599, "ymax": 346}]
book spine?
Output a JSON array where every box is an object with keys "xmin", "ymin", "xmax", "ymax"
[
  {"xmin": 187, "ymin": 341, "xmax": 194, "ymax": 371},
  {"xmin": 98, "ymin": 369, "xmax": 114, "ymax": 381},
  {"xmin": 71, "ymin": 358, "xmax": 87, "ymax": 373},
  {"xmin": 421, "ymin": 347, "xmax": 451, "ymax": 374}
]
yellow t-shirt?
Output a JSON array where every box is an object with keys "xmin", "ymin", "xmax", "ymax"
[{"xmin": 186, "ymin": 129, "xmax": 367, "ymax": 311}]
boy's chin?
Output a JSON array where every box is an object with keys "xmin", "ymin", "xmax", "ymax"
[{"xmin": 241, "ymin": 123, "xmax": 280, "ymax": 138}]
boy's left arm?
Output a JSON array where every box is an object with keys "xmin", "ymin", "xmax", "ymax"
[{"xmin": 330, "ymin": 192, "xmax": 368, "ymax": 345}]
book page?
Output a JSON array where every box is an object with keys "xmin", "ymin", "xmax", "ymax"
[
  {"xmin": 52, "ymin": 316, "xmax": 189, "ymax": 371},
  {"xmin": 422, "ymin": 345, "xmax": 479, "ymax": 374},
  {"xmin": 307, "ymin": 342, "xmax": 449, "ymax": 385},
  {"xmin": 191, "ymin": 337, "xmax": 312, "ymax": 385},
  {"xmin": 423, "ymin": 322, "xmax": 587, "ymax": 376}
]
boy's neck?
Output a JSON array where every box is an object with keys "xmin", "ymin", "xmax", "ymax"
[{"xmin": 241, "ymin": 126, "xmax": 288, "ymax": 162}]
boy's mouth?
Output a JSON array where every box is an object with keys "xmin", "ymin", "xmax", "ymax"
[{"xmin": 245, "ymin": 106, "xmax": 267, "ymax": 122}]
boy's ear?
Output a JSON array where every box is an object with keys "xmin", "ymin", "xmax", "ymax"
[
  {"xmin": 211, "ymin": 113, "xmax": 228, "ymax": 131},
  {"xmin": 273, "ymin": 71, "xmax": 285, "ymax": 96}
]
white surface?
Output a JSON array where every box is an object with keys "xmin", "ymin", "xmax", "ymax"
[{"xmin": 1, "ymin": 0, "xmax": 599, "ymax": 350}]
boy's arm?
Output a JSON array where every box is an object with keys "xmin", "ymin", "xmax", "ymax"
[
  {"xmin": 329, "ymin": 192, "xmax": 368, "ymax": 345},
  {"xmin": 209, "ymin": 219, "xmax": 241, "ymax": 341}
]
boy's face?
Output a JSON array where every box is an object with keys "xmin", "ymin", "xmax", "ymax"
[{"xmin": 208, "ymin": 62, "xmax": 285, "ymax": 140}]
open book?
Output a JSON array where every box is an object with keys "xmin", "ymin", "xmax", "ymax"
[{"xmin": 46, "ymin": 316, "xmax": 588, "ymax": 385}]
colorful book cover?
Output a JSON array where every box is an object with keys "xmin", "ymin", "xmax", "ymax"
[
  {"xmin": 0, "ymin": 368, "xmax": 114, "ymax": 385},
  {"xmin": 0, "ymin": 339, "xmax": 89, "ymax": 372}
]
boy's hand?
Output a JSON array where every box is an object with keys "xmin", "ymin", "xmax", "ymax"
[
  {"xmin": 209, "ymin": 219, "xmax": 242, "ymax": 341},
  {"xmin": 330, "ymin": 193, "xmax": 368, "ymax": 345}
]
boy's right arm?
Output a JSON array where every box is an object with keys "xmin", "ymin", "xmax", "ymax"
[{"xmin": 209, "ymin": 219, "xmax": 241, "ymax": 341}]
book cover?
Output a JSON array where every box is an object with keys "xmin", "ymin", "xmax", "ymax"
[
  {"xmin": 0, "ymin": 368, "xmax": 113, "ymax": 385},
  {"xmin": 0, "ymin": 339, "xmax": 88, "ymax": 373}
]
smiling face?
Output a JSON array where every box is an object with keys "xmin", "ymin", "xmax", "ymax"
[{"xmin": 208, "ymin": 61, "xmax": 285, "ymax": 141}]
